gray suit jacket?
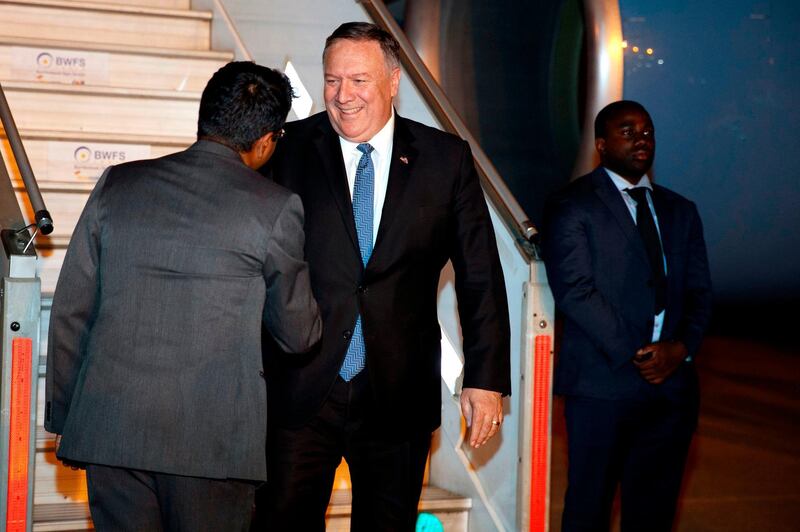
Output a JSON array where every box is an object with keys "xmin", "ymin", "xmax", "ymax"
[{"xmin": 44, "ymin": 140, "xmax": 321, "ymax": 481}]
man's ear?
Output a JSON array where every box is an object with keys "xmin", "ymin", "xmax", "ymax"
[
  {"xmin": 595, "ymin": 138, "xmax": 605, "ymax": 155},
  {"xmin": 390, "ymin": 67, "xmax": 400, "ymax": 98},
  {"xmin": 240, "ymin": 132, "xmax": 274, "ymax": 169},
  {"xmin": 257, "ymin": 132, "xmax": 274, "ymax": 156}
]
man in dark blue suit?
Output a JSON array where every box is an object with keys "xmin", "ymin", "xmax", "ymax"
[
  {"xmin": 254, "ymin": 22, "xmax": 510, "ymax": 531},
  {"xmin": 542, "ymin": 101, "xmax": 712, "ymax": 531}
]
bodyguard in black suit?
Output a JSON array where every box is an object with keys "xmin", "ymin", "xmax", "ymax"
[
  {"xmin": 542, "ymin": 101, "xmax": 712, "ymax": 531},
  {"xmin": 45, "ymin": 62, "xmax": 321, "ymax": 531},
  {"xmin": 255, "ymin": 22, "xmax": 511, "ymax": 531}
]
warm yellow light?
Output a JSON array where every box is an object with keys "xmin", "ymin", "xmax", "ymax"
[
  {"xmin": 646, "ymin": 48, "xmax": 654, "ymax": 55},
  {"xmin": 632, "ymin": 46, "xmax": 640, "ymax": 53},
  {"xmin": 621, "ymin": 40, "xmax": 628, "ymax": 49}
]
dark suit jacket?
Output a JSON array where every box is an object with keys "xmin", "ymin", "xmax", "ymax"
[
  {"xmin": 265, "ymin": 112, "xmax": 510, "ymax": 435},
  {"xmin": 45, "ymin": 140, "xmax": 321, "ymax": 481},
  {"xmin": 542, "ymin": 167, "xmax": 712, "ymax": 400}
]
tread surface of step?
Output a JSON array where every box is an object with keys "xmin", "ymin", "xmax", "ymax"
[
  {"xmin": 0, "ymin": 40, "xmax": 231, "ymax": 92},
  {"xmin": 3, "ymin": 81, "xmax": 201, "ymax": 138},
  {"xmin": 26, "ymin": 0, "xmax": 190, "ymax": 9},
  {"xmin": 0, "ymin": 1, "xmax": 211, "ymax": 51}
]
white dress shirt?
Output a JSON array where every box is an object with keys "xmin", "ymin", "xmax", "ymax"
[
  {"xmin": 338, "ymin": 111, "xmax": 395, "ymax": 245},
  {"xmin": 605, "ymin": 169, "xmax": 666, "ymax": 344}
]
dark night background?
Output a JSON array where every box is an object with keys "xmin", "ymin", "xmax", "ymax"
[
  {"xmin": 384, "ymin": 2, "xmax": 799, "ymax": 527},
  {"xmin": 388, "ymin": 0, "xmax": 800, "ymax": 346}
]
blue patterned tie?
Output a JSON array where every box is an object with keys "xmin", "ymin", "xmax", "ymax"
[{"xmin": 339, "ymin": 143, "xmax": 374, "ymax": 381}]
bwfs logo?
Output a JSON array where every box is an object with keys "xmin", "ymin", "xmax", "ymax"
[
  {"xmin": 74, "ymin": 146, "xmax": 127, "ymax": 164},
  {"xmin": 73, "ymin": 146, "xmax": 91, "ymax": 163},
  {"xmin": 37, "ymin": 52, "xmax": 86, "ymax": 70},
  {"xmin": 48, "ymin": 141, "xmax": 149, "ymax": 181},
  {"xmin": 36, "ymin": 52, "xmax": 53, "ymax": 68}
]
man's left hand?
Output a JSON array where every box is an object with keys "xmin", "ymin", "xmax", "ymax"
[
  {"xmin": 460, "ymin": 387, "xmax": 503, "ymax": 448},
  {"xmin": 633, "ymin": 341, "xmax": 688, "ymax": 384}
]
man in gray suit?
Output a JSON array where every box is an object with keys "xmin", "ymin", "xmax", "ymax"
[{"xmin": 44, "ymin": 62, "xmax": 321, "ymax": 531}]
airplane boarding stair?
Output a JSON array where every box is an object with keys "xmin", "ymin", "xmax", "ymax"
[{"xmin": 0, "ymin": 1, "xmax": 554, "ymax": 530}]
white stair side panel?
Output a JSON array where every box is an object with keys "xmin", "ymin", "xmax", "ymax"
[
  {"xmin": 0, "ymin": 3, "xmax": 210, "ymax": 51},
  {"xmin": 0, "ymin": 43, "xmax": 229, "ymax": 92},
  {"xmin": 3, "ymin": 84, "xmax": 200, "ymax": 138}
]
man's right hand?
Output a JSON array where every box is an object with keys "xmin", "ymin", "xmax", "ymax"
[{"xmin": 633, "ymin": 341, "xmax": 687, "ymax": 384}]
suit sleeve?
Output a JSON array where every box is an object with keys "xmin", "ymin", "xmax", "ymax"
[
  {"xmin": 542, "ymin": 195, "xmax": 644, "ymax": 369},
  {"xmin": 44, "ymin": 168, "xmax": 109, "ymax": 434},
  {"xmin": 262, "ymin": 193, "xmax": 322, "ymax": 353},
  {"xmin": 449, "ymin": 141, "xmax": 511, "ymax": 395},
  {"xmin": 675, "ymin": 202, "xmax": 712, "ymax": 357}
]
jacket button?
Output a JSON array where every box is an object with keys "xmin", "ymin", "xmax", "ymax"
[
  {"xmin": 358, "ymin": 285, "xmax": 368, "ymax": 294},
  {"xmin": 259, "ymin": 370, "xmax": 265, "ymax": 378},
  {"xmin": 343, "ymin": 330, "xmax": 352, "ymax": 340}
]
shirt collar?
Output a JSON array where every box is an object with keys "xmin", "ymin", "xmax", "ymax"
[
  {"xmin": 338, "ymin": 108, "xmax": 395, "ymax": 158},
  {"xmin": 604, "ymin": 167, "xmax": 653, "ymax": 193}
]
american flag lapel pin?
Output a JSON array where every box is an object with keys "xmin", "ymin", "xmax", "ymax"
[{"xmin": 399, "ymin": 155, "xmax": 409, "ymax": 165}]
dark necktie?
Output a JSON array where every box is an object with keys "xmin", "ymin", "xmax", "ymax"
[
  {"xmin": 339, "ymin": 143, "xmax": 374, "ymax": 381},
  {"xmin": 626, "ymin": 187, "xmax": 666, "ymax": 313}
]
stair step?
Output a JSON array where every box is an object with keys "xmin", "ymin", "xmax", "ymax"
[
  {"xmin": 7, "ymin": 128, "xmax": 195, "ymax": 147},
  {"xmin": 327, "ymin": 487, "xmax": 471, "ymax": 531},
  {"xmin": 33, "ymin": 503, "xmax": 91, "ymax": 532},
  {"xmin": 0, "ymin": 1, "xmax": 211, "ymax": 51},
  {"xmin": 33, "ymin": 450, "xmax": 88, "ymax": 506},
  {"xmin": 37, "ymin": 428, "xmax": 54, "ymax": 453},
  {"xmin": 32, "ymin": 0, "xmax": 191, "ymax": 9},
  {"xmin": 3, "ymin": 130, "xmax": 190, "ymax": 188},
  {"xmin": 29, "ymin": 485, "xmax": 470, "ymax": 531},
  {"xmin": 0, "ymin": 36, "xmax": 232, "ymax": 61},
  {"xmin": 2, "ymin": 130, "xmax": 193, "ymax": 293},
  {"xmin": 7, "ymin": 94, "xmax": 195, "ymax": 250},
  {"xmin": 3, "ymin": 81, "xmax": 200, "ymax": 138},
  {"xmin": 5, "ymin": 137, "xmax": 192, "ymax": 288},
  {"xmin": 0, "ymin": 37, "xmax": 232, "ymax": 92},
  {"xmin": 2, "ymin": 0, "xmax": 209, "ymax": 20},
  {"xmin": 2, "ymin": 130, "xmax": 190, "ymax": 258}
]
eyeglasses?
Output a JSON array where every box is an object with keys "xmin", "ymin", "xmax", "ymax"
[{"xmin": 273, "ymin": 128, "xmax": 286, "ymax": 141}]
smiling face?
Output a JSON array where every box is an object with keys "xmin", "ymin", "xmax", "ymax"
[
  {"xmin": 323, "ymin": 39, "xmax": 400, "ymax": 142},
  {"xmin": 596, "ymin": 107, "xmax": 656, "ymax": 184}
]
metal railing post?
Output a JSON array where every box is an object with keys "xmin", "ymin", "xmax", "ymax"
[{"xmin": 0, "ymin": 80, "xmax": 51, "ymax": 532}]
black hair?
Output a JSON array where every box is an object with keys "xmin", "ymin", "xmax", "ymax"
[
  {"xmin": 323, "ymin": 22, "xmax": 401, "ymax": 69},
  {"xmin": 197, "ymin": 61, "xmax": 294, "ymax": 152},
  {"xmin": 594, "ymin": 100, "xmax": 650, "ymax": 139}
]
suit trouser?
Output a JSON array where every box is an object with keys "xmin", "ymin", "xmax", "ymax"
[
  {"xmin": 561, "ymin": 387, "xmax": 699, "ymax": 532},
  {"xmin": 86, "ymin": 464, "xmax": 255, "ymax": 532},
  {"xmin": 254, "ymin": 372, "xmax": 431, "ymax": 532}
]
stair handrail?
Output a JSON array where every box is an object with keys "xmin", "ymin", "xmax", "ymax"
[
  {"xmin": 0, "ymin": 82, "xmax": 53, "ymax": 236},
  {"xmin": 210, "ymin": 0, "xmax": 254, "ymax": 61},
  {"xmin": 358, "ymin": 0, "xmax": 539, "ymax": 261}
]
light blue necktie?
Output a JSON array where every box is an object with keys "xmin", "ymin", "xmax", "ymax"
[{"xmin": 339, "ymin": 143, "xmax": 374, "ymax": 381}]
